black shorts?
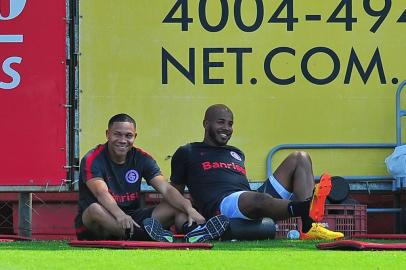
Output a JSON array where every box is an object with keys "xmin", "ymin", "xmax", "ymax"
[
  {"xmin": 256, "ymin": 178, "xmax": 297, "ymax": 200},
  {"xmin": 75, "ymin": 207, "xmax": 155, "ymax": 240},
  {"xmin": 256, "ymin": 180, "xmax": 280, "ymax": 198}
]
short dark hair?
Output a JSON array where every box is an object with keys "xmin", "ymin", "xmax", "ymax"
[{"xmin": 108, "ymin": 113, "xmax": 136, "ymax": 128}]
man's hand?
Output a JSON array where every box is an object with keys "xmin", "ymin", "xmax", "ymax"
[
  {"xmin": 115, "ymin": 213, "xmax": 140, "ymax": 234},
  {"xmin": 150, "ymin": 176, "xmax": 206, "ymax": 226},
  {"xmin": 186, "ymin": 208, "xmax": 206, "ymax": 226},
  {"xmin": 86, "ymin": 178, "xmax": 141, "ymax": 233}
]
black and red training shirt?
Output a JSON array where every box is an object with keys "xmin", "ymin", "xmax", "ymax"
[
  {"xmin": 77, "ymin": 143, "xmax": 161, "ymax": 215},
  {"xmin": 171, "ymin": 142, "xmax": 251, "ymax": 218}
]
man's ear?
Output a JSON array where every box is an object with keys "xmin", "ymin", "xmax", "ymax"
[
  {"xmin": 105, "ymin": 129, "xmax": 109, "ymax": 139},
  {"xmin": 134, "ymin": 132, "xmax": 138, "ymax": 139},
  {"xmin": 203, "ymin": 120, "xmax": 208, "ymax": 128}
]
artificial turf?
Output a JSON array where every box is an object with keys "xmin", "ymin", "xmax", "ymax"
[{"xmin": 0, "ymin": 240, "xmax": 405, "ymax": 270}]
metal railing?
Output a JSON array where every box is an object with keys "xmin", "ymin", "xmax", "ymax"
[
  {"xmin": 267, "ymin": 143, "xmax": 396, "ymax": 191},
  {"xmin": 265, "ymin": 81, "xmax": 406, "ymax": 232}
]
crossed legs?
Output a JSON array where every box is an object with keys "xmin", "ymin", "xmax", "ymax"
[{"xmin": 81, "ymin": 201, "xmax": 188, "ymax": 240}]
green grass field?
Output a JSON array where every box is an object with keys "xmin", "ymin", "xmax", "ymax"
[{"xmin": 1, "ymin": 240, "xmax": 406, "ymax": 270}]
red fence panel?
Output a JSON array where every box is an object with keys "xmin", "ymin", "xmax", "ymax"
[{"xmin": 0, "ymin": 0, "xmax": 67, "ymax": 186}]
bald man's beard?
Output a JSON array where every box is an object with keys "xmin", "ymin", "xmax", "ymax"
[{"xmin": 207, "ymin": 127, "xmax": 229, "ymax": 146}]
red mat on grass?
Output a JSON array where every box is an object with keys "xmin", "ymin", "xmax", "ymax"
[
  {"xmin": 69, "ymin": 240, "xmax": 213, "ymax": 250},
  {"xmin": 0, "ymin": 235, "xmax": 32, "ymax": 241},
  {"xmin": 317, "ymin": 240, "xmax": 406, "ymax": 251},
  {"xmin": 352, "ymin": 234, "xmax": 406, "ymax": 239}
]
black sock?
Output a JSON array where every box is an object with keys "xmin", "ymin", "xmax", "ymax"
[
  {"xmin": 287, "ymin": 200, "xmax": 310, "ymax": 217},
  {"xmin": 301, "ymin": 216, "xmax": 313, "ymax": 233},
  {"xmin": 287, "ymin": 200, "xmax": 314, "ymax": 233}
]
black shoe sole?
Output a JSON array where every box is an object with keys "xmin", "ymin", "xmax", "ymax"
[
  {"xmin": 142, "ymin": 218, "xmax": 174, "ymax": 242},
  {"xmin": 185, "ymin": 215, "xmax": 229, "ymax": 243}
]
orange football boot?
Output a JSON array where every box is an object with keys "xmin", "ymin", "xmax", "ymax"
[{"xmin": 309, "ymin": 173, "xmax": 332, "ymax": 222}]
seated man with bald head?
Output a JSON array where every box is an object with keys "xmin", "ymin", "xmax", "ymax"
[{"xmin": 170, "ymin": 104, "xmax": 344, "ymax": 240}]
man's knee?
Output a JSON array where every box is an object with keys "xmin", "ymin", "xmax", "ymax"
[
  {"xmin": 152, "ymin": 202, "xmax": 178, "ymax": 227},
  {"xmin": 289, "ymin": 151, "xmax": 312, "ymax": 166},
  {"xmin": 82, "ymin": 203, "xmax": 121, "ymax": 238},
  {"xmin": 82, "ymin": 203, "xmax": 107, "ymax": 225}
]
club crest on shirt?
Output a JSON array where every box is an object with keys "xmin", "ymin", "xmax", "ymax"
[
  {"xmin": 125, "ymin": 170, "xmax": 139, "ymax": 184},
  {"xmin": 230, "ymin": 151, "xmax": 242, "ymax": 161}
]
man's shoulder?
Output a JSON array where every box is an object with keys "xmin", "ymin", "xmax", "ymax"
[
  {"xmin": 79, "ymin": 144, "xmax": 107, "ymax": 172},
  {"xmin": 172, "ymin": 142, "xmax": 202, "ymax": 161},
  {"xmin": 132, "ymin": 146, "xmax": 155, "ymax": 160},
  {"xmin": 82, "ymin": 144, "xmax": 106, "ymax": 162},
  {"xmin": 176, "ymin": 142, "xmax": 206, "ymax": 153},
  {"xmin": 177, "ymin": 142, "xmax": 244, "ymax": 153}
]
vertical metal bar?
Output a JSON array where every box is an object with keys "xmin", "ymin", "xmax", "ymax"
[
  {"xmin": 18, "ymin": 193, "xmax": 32, "ymax": 238},
  {"xmin": 396, "ymin": 80, "xmax": 406, "ymax": 146},
  {"xmin": 395, "ymin": 80, "xmax": 406, "ymax": 232},
  {"xmin": 67, "ymin": 0, "xmax": 78, "ymax": 187},
  {"xmin": 393, "ymin": 191, "xmax": 401, "ymax": 233}
]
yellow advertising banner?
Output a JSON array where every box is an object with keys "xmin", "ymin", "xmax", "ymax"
[{"xmin": 79, "ymin": 0, "xmax": 406, "ymax": 180}]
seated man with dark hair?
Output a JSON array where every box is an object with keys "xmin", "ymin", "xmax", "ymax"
[
  {"xmin": 170, "ymin": 104, "xmax": 344, "ymax": 240},
  {"xmin": 75, "ymin": 113, "xmax": 229, "ymax": 243}
]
